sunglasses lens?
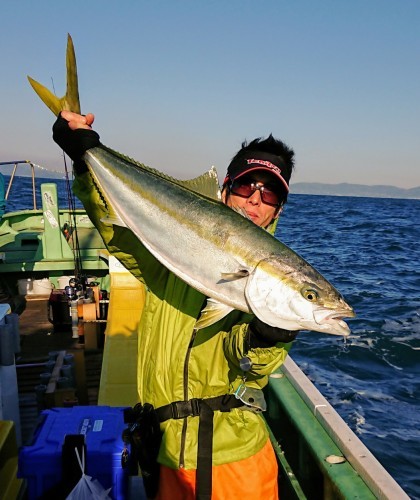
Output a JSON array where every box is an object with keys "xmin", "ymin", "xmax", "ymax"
[
  {"xmin": 230, "ymin": 180, "xmax": 281, "ymax": 206},
  {"xmin": 261, "ymin": 189, "xmax": 280, "ymax": 206},
  {"xmin": 231, "ymin": 182, "xmax": 253, "ymax": 198}
]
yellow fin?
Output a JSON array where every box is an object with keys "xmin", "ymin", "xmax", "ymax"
[
  {"xmin": 27, "ymin": 35, "xmax": 220, "ymax": 201},
  {"xmin": 220, "ymin": 269, "xmax": 249, "ymax": 281},
  {"xmin": 100, "ymin": 215, "xmax": 127, "ymax": 228},
  {"xmin": 27, "ymin": 33, "xmax": 81, "ymax": 115},
  {"xmin": 101, "ymin": 146, "xmax": 222, "ymax": 200},
  {"xmin": 194, "ymin": 298, "xmax": 234, "ymax": 330},
  {"xmin": 178, "ymin": 166, "xmax": 221, "ymax": 200}
]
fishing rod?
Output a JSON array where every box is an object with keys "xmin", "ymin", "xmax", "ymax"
[
  {"xmin": 60, "ymin": 152, "xmax": 93, "ymax": 300},
  {"xmin": 50, "ymin": 76, "xmax": 86, "ymax": 292}
]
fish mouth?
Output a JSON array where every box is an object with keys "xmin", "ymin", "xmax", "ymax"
[{"xmin": 313, "ymin": 307, "xmax": 356, "ymax": 336}]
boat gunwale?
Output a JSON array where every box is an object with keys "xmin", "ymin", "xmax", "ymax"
[{"xmin": 274, "ymin": 356, "xmax": 409, "ymax": 499}]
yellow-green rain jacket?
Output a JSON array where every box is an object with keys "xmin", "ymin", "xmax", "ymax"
[{"xmin": 73, "ymin": 170, "xmax": 292, "ymax": 469}]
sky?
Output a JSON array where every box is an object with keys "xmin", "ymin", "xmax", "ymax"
[{"xmin": 1, "ymin": 0, "xmax": 419, "ymax": 188}]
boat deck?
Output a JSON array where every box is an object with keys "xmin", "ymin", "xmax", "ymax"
[
  {"xmin": 15, "ymin": 295, "xmax": 103, "ymax": 445},
  {"xmin": 18, "ymin": 296, "xmax": 79, "ymax": 356}
]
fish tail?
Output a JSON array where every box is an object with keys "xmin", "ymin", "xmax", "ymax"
[{"xmin": 27, "ymin": 33, "xmax": 81, "ymax": 115}]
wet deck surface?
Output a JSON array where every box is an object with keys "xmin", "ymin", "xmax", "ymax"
[{"xmin": 15, "ymin": 295, "xmax": 103, "ymax": 445}]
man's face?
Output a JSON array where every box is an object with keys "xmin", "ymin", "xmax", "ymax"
[{"xmin": 222, "ymin": 171, "xmax": 284, "ymax": 228}]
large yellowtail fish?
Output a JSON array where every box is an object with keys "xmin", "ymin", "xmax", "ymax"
[{"xmin": 28, "ymin": 35, "xmax": 355, "ymax": 335}]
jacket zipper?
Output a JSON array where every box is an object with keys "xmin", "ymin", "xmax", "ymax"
[{"xmin": 179, "ymin": 328, "xmax": 197, "ymax": 468}]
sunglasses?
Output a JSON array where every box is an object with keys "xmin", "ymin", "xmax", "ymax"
[{"xmin": 229, "ymin": 178, "xmax": 284, "ymax": 206}]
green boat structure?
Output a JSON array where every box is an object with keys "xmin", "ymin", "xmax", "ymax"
[
  {"xmin": 0, "ymin": 160, "xmax": 109, "ymax": 281},
  {"xmin": 0, "ymin": 161, "xmax": 410, "ymax": 499}
]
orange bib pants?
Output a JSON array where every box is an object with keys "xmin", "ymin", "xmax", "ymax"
[{"xmin": 156, "ymin": 439, "xmax": 279, "ymax": 500}]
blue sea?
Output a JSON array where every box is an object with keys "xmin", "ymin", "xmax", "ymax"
[
  {"xmin": 278, "ymin": 194, "xmax": 420, "ymax": 498},
  {"xmin": 3, "ymin": 174, "xmax": 420, "ymax": 498}
]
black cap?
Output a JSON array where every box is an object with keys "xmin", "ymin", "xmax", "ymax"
[{"xmin": 225, "ymin": 151, "xmax": 290, "ymax": 192}]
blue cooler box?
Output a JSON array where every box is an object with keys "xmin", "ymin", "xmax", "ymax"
[{"xmin": 18, "ymin": 406, "xmax": 130, "ymax": 499}]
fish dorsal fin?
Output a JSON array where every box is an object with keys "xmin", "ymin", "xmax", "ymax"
[
  {"xmin": 194, "ymin": 298, "xmax": 234, "ymax": 330},
  {"xmin": 100, "ymin": 145, "xmax": 221, "ymax": 200},
  {"xmin": 176, "ymin": 166, "xmax": 221, "ymax": 200}
]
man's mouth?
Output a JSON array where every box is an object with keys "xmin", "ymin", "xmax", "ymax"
[{"xmin": 246, "ymin": 212, "xmax": 258, "ymax": 220}]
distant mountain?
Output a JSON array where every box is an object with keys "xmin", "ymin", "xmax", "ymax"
[
  {"xmin": 2, "ymin": 169, "xmax": 419, "ymax": 200},
  {"xmin": 291, "ymin": 182, "xmax": 420, "ymax": 200}
]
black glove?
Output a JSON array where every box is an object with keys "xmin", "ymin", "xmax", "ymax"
[
  {"xmin": 248, "ymin": 317, "xmax": 299, "ymax": 348},
  {"xmin": 52, "ymin": 114, "xmax": 101, "ymax": 173}
]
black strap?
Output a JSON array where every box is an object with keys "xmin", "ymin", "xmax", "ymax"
[
  {"xmin": 156, "ymin": 394, "xmax": 242, "ymax": 422},
  {"xmin": 196, "ymin": 400, "xmax": 213, "ymax": 500},
  {"xmin": 156, "ymin": 395, "xmax": 243, "ymax": 499}
]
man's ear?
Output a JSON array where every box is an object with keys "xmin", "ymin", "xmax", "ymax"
[{"xmin": 273, "ymin": 205, "xmax": 284, "ymax": 219}]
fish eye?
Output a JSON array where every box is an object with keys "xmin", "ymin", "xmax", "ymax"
[{"xmin": 302, "ymin": 288, "xmax": 319, "ymax": 302}]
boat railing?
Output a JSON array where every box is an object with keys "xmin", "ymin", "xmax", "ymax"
[
  {"xmin": 0, "ymin": 160, "xmax": 38, "ymax": 210},
  {"xmin": 267, "ymin": 356, "xmax": 410, "ymax": 499}
]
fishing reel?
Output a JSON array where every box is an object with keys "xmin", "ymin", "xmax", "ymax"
[{"xmin": 64, "ymin": 277, "xmax": 83, "ymax": 300}]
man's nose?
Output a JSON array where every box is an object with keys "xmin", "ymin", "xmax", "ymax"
[{"xmin": 247, "ymin": 189, "xmax": 262, "ymax": 205}]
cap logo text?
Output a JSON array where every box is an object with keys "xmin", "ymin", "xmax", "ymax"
[{"xmin": 247, "ymin": 158, "xmax": 282, "ymax": 175}]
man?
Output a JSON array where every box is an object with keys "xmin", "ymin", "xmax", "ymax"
[{"xmin": 53, "ymin": 111, "xmax": 298, "ymax": 499}]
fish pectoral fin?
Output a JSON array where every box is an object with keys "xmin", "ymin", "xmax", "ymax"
[
  {"xmin": 220, "ymin": 269, "xmax": 250, "ymax": 281},
  {"xmin": 100, "ymin": 215, "xmax": 127, "ymax": 228},
  {"xmin": 194, "ymin": 299, "xmax": 234, "ymax": 330}
]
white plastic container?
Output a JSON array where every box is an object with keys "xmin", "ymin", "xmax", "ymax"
[{"xmin": 32, "ymin": 279, "xmax": 53, "ymax": 295}]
